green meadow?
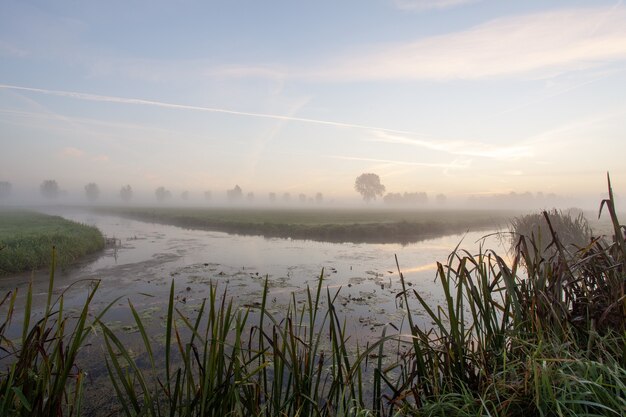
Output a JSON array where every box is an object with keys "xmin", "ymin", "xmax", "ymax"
[
  {"xmin": 95, "ymin": 206, "xmax": 515, "ymax": 244},
  {"xmin": 0, "ymin": 210, "xmax": 104, "ymax": 275}
]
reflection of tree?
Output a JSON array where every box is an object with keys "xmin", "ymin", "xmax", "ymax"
[
  {"xmin": 40, "ymin": 180, "xmax": 60, "ymax": 200},
  {"xmin": 85, "ymin": 183, "xmax": 100, "ymax": 202},
  {"xmin": 120, "ymin": 185, "xmax": 133, "ymax": 203},
  {"xmin": 354, "ymin": 173, "xmax": 385, "ymax": 202}
]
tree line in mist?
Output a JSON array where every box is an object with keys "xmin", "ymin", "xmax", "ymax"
[{"xmin": 0, "ymin": 173, "xmax": 570, "ymax": 208}]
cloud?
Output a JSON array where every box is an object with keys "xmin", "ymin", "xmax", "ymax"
[
  {"xmin": 328, "ymin": 154, "xmax": 471, "ymax": 169},
  {"xmin": 93, "ymin": 154, "xmax": 109, "ymax": 162},
  {"xmin": 392, "ymin": 0, "xmax": 480, "ymax": 11},
  {"xmin": 60, "ymin": 147, "xmax": 84, "ymax": 158},
  {"xmin": 309, "ymin": 6, "xmax": 626, "ymax": 81},
  {"xmin": 370, "ymin": 131, "xmax": 533, "ymax": 160},
  {"xmin": 0, "ymin": 83, "xmax": 420, "ymax": 136},
  {"xmin": 0, "ymin": 40, "xmax": 29, "ymax": 57}
]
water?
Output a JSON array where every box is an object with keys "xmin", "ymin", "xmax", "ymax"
[
  {"xmin": 0, "ymin": 208, "xmax": 508, "ymax": 338},
  {"xmin": 0, "ymin": 208, "xmax": 510, "ymax": 415}
]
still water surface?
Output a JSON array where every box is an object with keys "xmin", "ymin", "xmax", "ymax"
[{"xmin": 1, "ymin": 208, "xmax": 508, "ymax": 339}]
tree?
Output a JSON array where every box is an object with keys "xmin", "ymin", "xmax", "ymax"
[
  {"xmin": 315, "ymin": 192, "xmax": 323, "ymax": 204},
  {"xmin": 247, "ymin": 192, "xmax": 255, "ymax": 203},
  {"xmin": 298, "ymin": 193, "xmax": 306, "ymax": 203},
  {"xmin": 204, "ymin": 191, "xmax": 212, "ymax": 201},
  {"xmin": 84, "ymin": 183, "xmax": 100, "ymax": 202},
  {"xmin": 155, "ymin": 186, "xmax": 171, "ymax": 202},
  {"xmin": 181, "ymin": 190, "xmax": 189, "ymax": 201},
  {"xmin": 40, "ymin": 180, "xmax": 60, "ymax": 200},
  {"xmin": 120, "ymin": 185, "xmax": 133, "ymax": 203},
  {"xmin": 227, "ymin": 185, "xmax": 243, "ymax": 202},
  {"xmin": 436, "ymin": 193, "xmax": 447, "ymax": 204},
  {"xmin": 354, "ymin": 173, "xmax": 385, "ymax": 202},
  {"xmin": 0, "ymin": 181, "xmax": 12, "ymax": 201},
  {"xmin": 282, "ymin": 192, "xmax": 291, "ymax": 203},
  {"xmin": 268, "ymin": 192, "xmax": 276, "ymax": 203}
]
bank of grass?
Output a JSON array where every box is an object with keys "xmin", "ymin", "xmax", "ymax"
[
  {"xmin": 95, "ymin": 206, "xmax": 515, "ymax": 244},
  {"xmin": 1, "ymin": 179, "xmax": 625, "ymax": 416},
  {"xmin": 0, "ymin": 210, "xmax": 104, "ymax": 275}
]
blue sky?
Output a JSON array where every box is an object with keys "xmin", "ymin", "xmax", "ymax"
[{"xmin": 1, "ymin": 0, "xmax": 625, "ymax": 203}]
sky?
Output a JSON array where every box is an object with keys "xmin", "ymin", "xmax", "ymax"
[{"xmin": 1, "ymin": 0, "xmax": 626, "ymax": 205}]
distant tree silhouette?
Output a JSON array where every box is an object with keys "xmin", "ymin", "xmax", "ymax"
[
  {"xmin": 0, "ymin": 181, "xmax": 12, "ymax": 201},
  {"xmin": 84, "ymin": 183, "xmax": 100, "ymax": 202},
  {"xmin": 120, "ymin": 185, "xmax": 133, "ymax": 203},
  {"xmin": 204, "ymin": 191, "xmax": 212, "ymax": 201},
  {"xmin": 155, "ymin": 186, "xmax": 171, "ymax": 203},
  {"xmin": 181, "ymin": 190, "xmax": 189, "ymax": 201},
  {"xmin": 247, "ymin": 192, "xmax": 255, "ymax": 203},
  {"xmin": 354, "ymin": 173, "xmax": 385, "ymax": 202},
  {"xmin": 227, "ymin": 185, "xmax": 243, "ymax": 202},
  {"xmin": 298, "ymin": 193, "xmax": 306, "ymax": 203},
  {"xmin": 282, "ymin": 192, "xmax": 291, "ymax": 203},
  {"xmin": 40, "ymin": 180, "xmax": 60, "ymax": 200},
  {"xmin": 269, "ymin": 192, "xmax": 276, "ymax": 203},
  {"xmin": 383, "ymin": 192, "xmax": 428, "ymax": 205},
  {"xmin": 436, "ymin": 193, "xmax": 447, "ymax": 204},
  {"xmin": 315, "ymin": 192, "xmax": 323, "ymax": 204}
]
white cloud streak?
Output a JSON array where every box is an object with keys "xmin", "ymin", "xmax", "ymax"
[
  {"xmin": 370, "ymin": 131, "xmax": 533, "ymax": 160},
  {"xmin": 328, "ymin": 154, "xmax": 471, "ymax": 169},
  {"xmin": 393, "ymin": 0, "xmax": 480, "ymax": 11},
  {"xmin": 310, "ymin": 6, "xmax": 626, "ymax": 81},
  {"xmin": 0, "ymin": 83, "xmax": 421, "ymax": 136}
]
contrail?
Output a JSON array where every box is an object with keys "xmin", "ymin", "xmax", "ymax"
[{"xmin": 0, "ymin": 83, "xmax": 421, "ymax": 136}]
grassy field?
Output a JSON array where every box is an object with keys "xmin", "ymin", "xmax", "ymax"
[
  {"xmin": 95, "ymin": 206, "xmax": 517, "ymax": 244},
  {"xmin": 0, "ymin": 210, "xmax": 104, "ymax": 275}
]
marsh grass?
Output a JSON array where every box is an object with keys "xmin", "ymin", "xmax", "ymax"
[
  {"xmin": 0, "ymin": 211, "xmax": 104, "ymax": 275},
  {"xmin": 95, "ymin": 206, "xmax": 512, "ymax": 245},
  {"xmin": 0, "ymin": 248, "xmax": 117, "ymax": 416},
  {"xmin": 1, "ymin": 177, "xmax": 625, "ymax": 416}
]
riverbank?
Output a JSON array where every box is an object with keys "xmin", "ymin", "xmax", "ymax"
[
  {"xmin": 94, "ymin": 206, "xmax": 516, "ymax": 244},
  {"xmin": 0, "ymin": 210, "xmax": 104, "ymax": 275}
]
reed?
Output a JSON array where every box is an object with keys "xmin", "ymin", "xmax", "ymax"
[{"xmin": 0, "ymin": 247, "xmax": 117, "ymax": 416}]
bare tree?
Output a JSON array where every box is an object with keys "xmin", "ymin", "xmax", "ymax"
[
  {"xmin": 40, "ymin": 180, "xmax": 60, "ymax": 200},
  {"xmin": 155, "ymin": 186, "xmax": 171, "ymax": 203},
  {"xmin": 120, "ymin": 185, "xmax": 133, "ymax": 203},
  {"xmin": 354, "ymin": 173, "xmax": 385, "ymax": 202},
  {"xmin": 0, "ymin": 181, "xmax": 12, "ymax": 201},
  {"xmin": 227, "ymin": 185, "xmax": 243, "ymax": 202},
  {"xmin": 84, "ymin": 183, "xmax": 100, "ymax": 203}
]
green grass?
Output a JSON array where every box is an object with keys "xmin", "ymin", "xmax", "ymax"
[
  {"xmin": 95, "ymin": 206, "xmax": 515, "ymax": 244},
  {"xmin": 0, "ymin": 210, "xmax": 104, "ymax": 275}
]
